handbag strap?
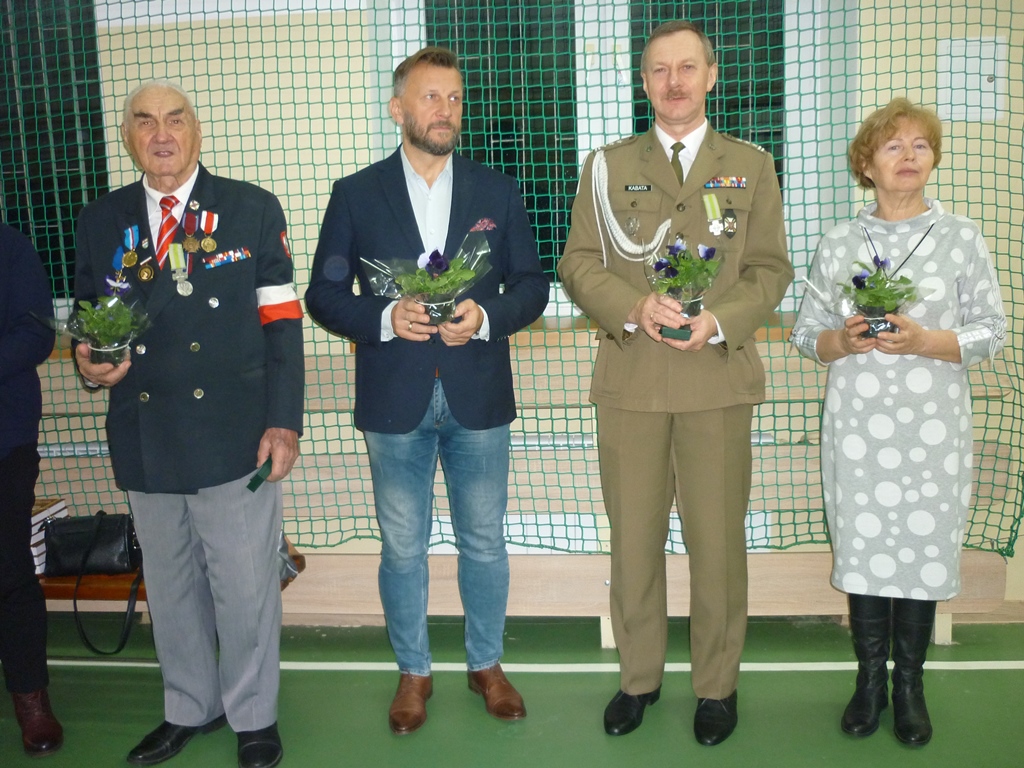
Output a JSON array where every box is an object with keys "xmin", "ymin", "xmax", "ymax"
[{"xmin": 71, "ymin": 511, "xmax": 143, "ymax": 655}]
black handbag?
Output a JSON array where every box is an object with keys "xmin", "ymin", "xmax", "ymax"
[{"xmin": 42, "ymin": 510, "xmax": 144, "ymax": 655}]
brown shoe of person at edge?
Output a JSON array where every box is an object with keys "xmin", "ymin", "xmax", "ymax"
[{"xmin": 12, "ymin": 689, "xmax": 64, "ymax": 756}]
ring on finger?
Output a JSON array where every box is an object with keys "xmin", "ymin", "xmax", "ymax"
[{"xmin": 408, "ymin": 321, "xmax": 413, "ymax": 330}]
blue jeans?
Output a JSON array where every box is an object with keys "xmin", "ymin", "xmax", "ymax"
[{"xmin": 364, "ymin": 379, "xmax": 511, "ymax": 676}]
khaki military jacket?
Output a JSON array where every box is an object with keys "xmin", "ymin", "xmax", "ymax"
[{"xmin": 558, "ymin": 126, "xmax": 793, "ymax": 413}]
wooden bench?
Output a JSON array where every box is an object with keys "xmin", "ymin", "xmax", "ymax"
[
  {"xmin": 40, "ymin": 544, "xmax": 306, "ymax": 611},
  {"xmin": 39, "ymin": 572, "xmax": 146, "ymax": 603},
  {"xmin": 280, "ymin": 550, "xmax": 1007, "ymax": 646}
]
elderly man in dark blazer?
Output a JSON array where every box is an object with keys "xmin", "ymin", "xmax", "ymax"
[
  {"xmin": 306, "ymin": 47, "xmax": 548, "ymax": 735},
  {"xmin": 74, "ymin": 80, "xmax": 304, "ymax": 768},
  {"xmin": 558, "ymin": 21, "xmax": 793, "ymax": 746}
]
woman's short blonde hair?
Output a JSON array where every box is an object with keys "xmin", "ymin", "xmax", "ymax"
[{"xmin": 847, "ymin": 98, "xmax": 943, "ymax": 189}]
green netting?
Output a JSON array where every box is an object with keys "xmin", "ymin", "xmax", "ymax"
[{"xmin": 3, "ymin": 0, "xmax": 1021, "ymax": 558}]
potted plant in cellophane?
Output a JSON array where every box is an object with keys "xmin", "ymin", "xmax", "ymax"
[
  {"xmin": 644, "ymin": 236, "xmax": 722, "ymax": 340},
  {"xmin": 361, "ymin": 219, "xmax": 496, "ymax": 325},
  {"xmin": 66, "ymin": 279, "xmax": 151, "ymax": 364}
]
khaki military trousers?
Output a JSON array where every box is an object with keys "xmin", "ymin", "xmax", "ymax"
[{"xmin": 597, "ymin": 402, "xmax": 752, "ymax": 699}]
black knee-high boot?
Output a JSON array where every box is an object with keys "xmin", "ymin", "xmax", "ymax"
[
  {"xmin": 891, "ymin": 598, "xmax": 936, "ymax": 745},
  {"xmin": 841, "ymin": 593, "xmax": 892, "ymax": 736}
]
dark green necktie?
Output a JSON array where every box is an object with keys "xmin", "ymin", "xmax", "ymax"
[{"xmin": 670, "ymin": 142, "xmax": 685, "ymax": 185}]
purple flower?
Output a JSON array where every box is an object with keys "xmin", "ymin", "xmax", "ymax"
[
  {"xmin": 872, "ymin": 254, "xmax": 891, "ymax": 270},
  {"xmin": 653, "ymin": 258, "xmax": 671, "ymax": 273},
  {"xmin": 428, "ymin": 250, "xmax": 448, "ymax": 272},
  {"xmin": 417, "ymin": 249, "xmax": 448, "ymax": 275},
  {"xmin": 666, "ymin": 237, "xmax": 686, "ymax": 256},
  {"xmin": 852, "ymin": 269, "xmax": 870, "ymax": 290},
  {"xmin": 698, "ymin": 244, "xmax": 716, "ymax": 261},
  {"xmin": 663, "ymin": 266, "xmax": 678, "ymax": 278}
]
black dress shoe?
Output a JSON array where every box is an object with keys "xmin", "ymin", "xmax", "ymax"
[
  {"xmin": 237, "ymin": 722, "xmax": 283, "ymax": 768},
  {"xmin": 603, "ymin": 687, "xmax": 661, "ymax": 736},
  {"xmin": 127, "ymin": 715, "xmax": 228, "ymax": 765},
  {"xmin": 693, "ymin": 691, "xmax": 738, "ymax": 746}
]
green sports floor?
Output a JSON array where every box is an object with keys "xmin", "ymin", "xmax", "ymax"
[{"xmin": 1, "ymin": 613, "xmax": 1022, "ymax": 768}]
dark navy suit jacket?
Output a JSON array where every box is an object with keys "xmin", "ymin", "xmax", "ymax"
[
  {"xmin": 305, "ymin": 149, "xmax": 548, "ymax": 433},
  {"xmin": 74, "ymin": 165, "xmax": 305, "ymax": 493}
]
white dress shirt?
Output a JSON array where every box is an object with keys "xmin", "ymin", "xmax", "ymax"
[
  {"xmin": 381, "ymin": 147, "xmax": 490, "ymax": 340},
  {"xmin": 654, "ymin": 120, "xmax": 708, "ymax": 182},
  {"xmin": 142, "ymin": 164, "xmax": 200, "ymax": 253}
]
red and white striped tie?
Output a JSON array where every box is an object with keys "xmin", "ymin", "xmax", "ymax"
[{"xmin": 156, "ymin": 195, "xmax": 179, "ymax": 269}]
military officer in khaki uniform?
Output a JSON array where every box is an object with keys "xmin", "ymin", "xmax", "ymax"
[{"xmin": 558, "ymin": 21, "xmax": 792, "ymax": 745}]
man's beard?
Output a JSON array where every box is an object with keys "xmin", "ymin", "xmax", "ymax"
[{"xmin": 404, "ymin": 114, "xmax": 460, "ymax": 156}]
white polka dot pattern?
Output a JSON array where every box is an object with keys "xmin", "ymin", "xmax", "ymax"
[{"xmin": 791, "ymin": 200, "xmax": 1006, "ymax": 600}]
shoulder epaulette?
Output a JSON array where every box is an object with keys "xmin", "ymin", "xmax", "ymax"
[
  {"xmin": 719, "ymin": 133, "xmax": 767, "ymax": 153},
  {"xmin": 599, "ymin": 134, "xmax": 643, "ymax": 152}
]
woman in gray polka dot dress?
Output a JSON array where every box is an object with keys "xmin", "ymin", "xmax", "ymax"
[{"xmin": 791, "ymin": 99, "xmax": 1006, "ymax": 746}]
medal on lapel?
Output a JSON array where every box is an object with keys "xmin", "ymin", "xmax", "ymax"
[
  {"xmin": 723, "ymin": 209, "xmax": 737, "ymax": 238},
  {"xmin": 200, "ymin": 211, "xmax": 219, "ymax": 253},
  {"xmin": 121, "ymin": 225, "xmax": 140, "ymax": 268},
  {"xmin": 168, "ymin": 243, "xmax": 193, "ymax": 296},
  {"xmin": 138, "ymin": 261, "xmax": 155, "ymax": 282},
  {"xmin": 702, "ymin": 193, "xmax": 724, "ymax": 237},
  {"xmin": 182, "ymin": 211, "xmax": 201, "ymax": 253}
]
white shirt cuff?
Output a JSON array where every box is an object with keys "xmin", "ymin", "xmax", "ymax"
[
  {"xmin": 381, "ymin": 300, "xmax": 399, "ymax": 341},
  {"xmin": 474, "ymin": 307, "xmax": 491, "ymax": 340}
]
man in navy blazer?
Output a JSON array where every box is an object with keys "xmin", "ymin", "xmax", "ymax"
[
  {"xmin": 306, "ymin": 47, "xmax": 548, "ymax": 735},
  {"xmin": 75, "ymin": 81, "xmax": 303, "ymax": 768}
]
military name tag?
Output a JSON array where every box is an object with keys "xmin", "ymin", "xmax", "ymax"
[{"xmin": 624, "ymin": 184, "xmax": 652, "ymax": 192}]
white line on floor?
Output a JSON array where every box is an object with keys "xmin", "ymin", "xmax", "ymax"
[{"xmin": 48, "ymin": 660, "xmax": 1024, "ymax": 672}]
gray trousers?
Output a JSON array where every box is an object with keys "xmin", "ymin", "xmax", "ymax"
[{"xmin": 128, "ymin": 473, "xmax": 282, "ymax": 731}]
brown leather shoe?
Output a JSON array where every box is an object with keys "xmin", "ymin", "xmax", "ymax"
[
  {"xmin": 468, "ymin": 664, "xmax": 526, "ymax": 720},
  {"xmin": 12, "ymin": 689, "xmax": 64, "ymax": 756},
  {"xmin": 388, "ymin": 674, "xmax": 432, "ymax": 735}
]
